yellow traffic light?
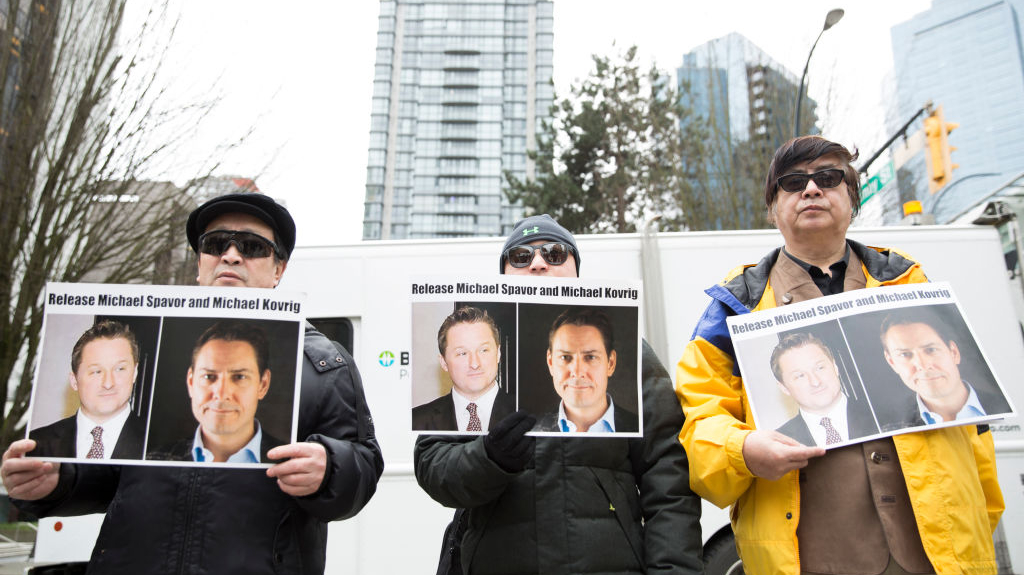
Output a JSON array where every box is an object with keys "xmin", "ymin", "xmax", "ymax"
[{"xmin": 924, "ymin": 106, "xmax": 958, "ymax": 193}]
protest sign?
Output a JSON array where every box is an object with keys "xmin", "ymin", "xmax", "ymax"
[
  {"xmin": 26, "ymin": 282, "xmax": 305, "ymax": 468},
  {"xmin": 410, "ymin": 275, "xmax": 643, "ymax": 437},
  {"xmin": 727, "ymin": 282, "xmax": 1015, "ymax": 448}
]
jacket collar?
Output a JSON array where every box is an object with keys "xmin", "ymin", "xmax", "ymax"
[{"xmin": 711, "ymin": 239, "xmax": 919, "ymax": 311}]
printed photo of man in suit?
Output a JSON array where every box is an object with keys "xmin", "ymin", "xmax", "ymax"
[
  {"xmin": 772, "ymin": 332, "xmax": 879, "ymax": 446},
  {"xmin": 29, "ymin": 320, "xmax": 145, "ymax": 460},
  {"xmin": 534, "ymin": 307, "xmax": 638, "ymax": 434},
  {"xmin": 879, "ymin": 309, "xmax": 1010, "ymax": 427},
  {"xmin": 413, "ymin": 306, "xmax": 513, "ymax": 432}
]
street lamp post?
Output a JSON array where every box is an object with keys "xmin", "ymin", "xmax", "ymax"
[{"xmin": 794, "ymin": 8, "xmax": 844, "ymax": 137}]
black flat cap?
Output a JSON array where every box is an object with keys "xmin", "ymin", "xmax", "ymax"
[{"xmin": 186, "ymin": 193, "xmax": 296, "ymax": 259}]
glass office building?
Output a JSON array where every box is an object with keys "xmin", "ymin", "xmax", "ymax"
[
  {"xmin": 677, "ymin": 33, "xmax": 816, "ymax": 230},
  {"xmin": 362, "ymin": 0, "xmax": 553, "ymax": 240},
  {"xmin": 888, "ymin": 0, "xmax": 1024, "ymax": 223}
]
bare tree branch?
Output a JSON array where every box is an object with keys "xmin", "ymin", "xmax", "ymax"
[{"xmin": 0, "ymin": 0, "xmax": 237, "ymax": 446}]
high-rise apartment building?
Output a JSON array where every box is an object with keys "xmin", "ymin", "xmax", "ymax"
[
  {"xmin": 677, "ymin": 33, "xmax": 816, "ymax": 230},
  {"xmin": 888, "ymin": 0, "xmax": 1024, "ymax": 223},
  {"xmin": 362, "ymin": 0, "xmax": 553, "ymax": 240}
]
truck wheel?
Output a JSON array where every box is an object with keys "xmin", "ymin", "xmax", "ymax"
[{"xmin": 704, "ymin": 531, "xmax": 744, "ymax": 575}]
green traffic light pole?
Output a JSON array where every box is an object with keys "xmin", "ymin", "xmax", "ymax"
[{"xmin": 794, "ymin": 8, "xmax": 845, "ymax": 137}]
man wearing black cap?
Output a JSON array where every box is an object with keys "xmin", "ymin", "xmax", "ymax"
[
  {"xmin": 2, "ymin": 193, "xmax": 384, "ymax": 574},
  {"xmin": 414, "ymin": 214, "xmax": 703, "ymax": 575},
  {"xmin": 186, "ymin": 192, "xmax": 295, "ymax": 288}
]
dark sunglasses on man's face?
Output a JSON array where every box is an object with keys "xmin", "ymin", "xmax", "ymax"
[
  {"xmin": 504, "ymin": 242, "xmax": 573, "ymax": 268},
  {"xmin": 776, "ymin": 168, "xmax": 846, "ymax": 193},
  {"xmin": 198, "ymin": 230, "xmax": 284, "ymax": 260}
]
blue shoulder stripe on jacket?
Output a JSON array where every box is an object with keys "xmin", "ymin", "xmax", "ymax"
[{"xmin": 690, "ymin": 285, "xmax": 752, "ymax": 366}]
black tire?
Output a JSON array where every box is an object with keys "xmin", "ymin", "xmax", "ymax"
[{"xmin": 703, "ymin": 531, "xmax": 744, "ymax": 575}]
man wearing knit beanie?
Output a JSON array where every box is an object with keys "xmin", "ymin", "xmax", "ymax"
[
  {"xmin": 498, "ymin": 214, "xmax": 581, "ymax": 276},
  {"xmin": 415, "ymin": 214, "xmax": 703, "ymax": 575}
]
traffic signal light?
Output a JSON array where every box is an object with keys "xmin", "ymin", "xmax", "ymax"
[{"xmin": 924, "ymin": 105, "xmax": 958, "ymax": 193}]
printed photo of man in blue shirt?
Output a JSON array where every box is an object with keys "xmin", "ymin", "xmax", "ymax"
[
  {"xmin": 535, "ymin": 307, "xmax": 638, "ymax": 434},
  {"xmin": 181, "ymin": 320, "xmax": 283, "ymax": 463},
  {"xmin": 880, "ymin": 310, "xmax": 1004, "ymax": 426}
]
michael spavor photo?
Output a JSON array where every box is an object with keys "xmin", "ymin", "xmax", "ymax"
[
  {"xmin": 727, "ymin": 282, "xmax": 1015, "ymax": 449},
  {"xmin": 25, "ymin": 282, "xmax": 306, "ymax": 468},
  {"xmin": 410, "ymin": 275, "xmax": 643, "ymax": 437}
]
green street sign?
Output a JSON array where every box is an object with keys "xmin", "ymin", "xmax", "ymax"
[
  {"xmin": 876, "ymin": 161, "xmax": 895, "ymax": 187},
  {"xmin": 861, "ymin": 161, "xmax": 895, "ymax": 195}
]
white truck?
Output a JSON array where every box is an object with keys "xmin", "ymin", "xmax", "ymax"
[{"xmin": 27, "ymin": 224, "xmax": 1024, "ymax": 574}]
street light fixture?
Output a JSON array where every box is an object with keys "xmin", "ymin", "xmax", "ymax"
[{"xmin": 794, "ymin": 8, "xmax": 844, "ymax": 137}]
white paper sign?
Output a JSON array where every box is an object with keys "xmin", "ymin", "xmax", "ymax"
[
  {"xmin": 410, "ymin": 275, "xmax": 644, "ymax": 437},
  {"xmin": 727, "ymin": 282, "xmax": 1015, "ymax": 448},
  {"xmin": 26, "ymin": 282, "xmax": 306, "ymax": 468}
]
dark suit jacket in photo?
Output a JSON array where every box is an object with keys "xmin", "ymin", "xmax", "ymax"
[
  {"xmin": 534, "ymin": 403, "xmax": 639, "ymax": 433},
  {"xmin": 882, "ymin": 378, "xmax": 1012, "ymax": 431},
  {"xmin": 412, "ymin": 387, "xmax": 515, "ymax": 431},
  {"xmin": 776, "ymin": 397, "xmax": 879, "ymax": 446},
  {"xmin": 147, "ymin": 423, "xmax": 284, "ymax": 464},
  {"xmin": 29, "ymin": 411, "xmax": 145, "ymax": 460}
]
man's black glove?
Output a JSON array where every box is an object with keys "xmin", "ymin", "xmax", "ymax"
[{"xmin": 483, "ymin": 410, "xmax": 536, "ymax": 473}]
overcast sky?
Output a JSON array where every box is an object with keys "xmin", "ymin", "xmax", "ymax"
[{"xmin": 143, "ymin": 0, "xmax": 931, "ymax": 245}]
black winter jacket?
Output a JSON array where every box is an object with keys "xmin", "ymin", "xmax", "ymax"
[
  {"xmin": 415, "ymin": 341, "xmax": 703, "ymax": 575},
  {"xmin": 15, "ymin": 326, "xmax": 384, "ymax": 575}
]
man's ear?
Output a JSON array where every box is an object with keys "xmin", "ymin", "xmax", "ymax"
[
  {"xmin": 257, "ymin": 370, "xmax": 271, "ymax": 400},
  {"xmin": 883, "ymin": 349, "xmax": 895, "ymax": 368},
  {"xmin": 546, "ymin": 348, "xmax": 555, "ymax": 372},
  {"xmin": 438, "ymin": 353, "xmax": 449, "ymax": 373},
  {"xmin": 186, "ymin": 367, "xmax": 195, "ymax": 398},
  {"xmin": 777, "ymin": 380, "xmax": 792, "ymax": 397},
  {"xmin": 607, "ymin": 350, "xmax": 617, "ymax": 376},
  {"xmin": 69, "ymin": 372, "xmax": 79, "ymax": 392},
  {"xmin": 272, "ymin": 259, "xmax": 288, "ymax": 287}
]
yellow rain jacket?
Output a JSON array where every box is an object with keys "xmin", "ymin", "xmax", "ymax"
[{"xmin": 676, "ymin": 241, "xmax": 1003, "ymax": 575}]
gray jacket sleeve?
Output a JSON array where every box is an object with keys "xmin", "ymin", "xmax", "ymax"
[
  {"xmin": 296, "ymin": 330, "xmax": 384, "ymax": 521},
  {"xmin": 632, "ymin": 340, "xmax": 704, "ymax": 575}
]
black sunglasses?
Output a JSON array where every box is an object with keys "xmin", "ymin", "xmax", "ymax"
[
  {"xmin": 776, "ymin": 168, "xmax": 846, "ymax": 193},
  {"xmin": 504, "ymin": 242, "xmax": 573, "ymax": 268},
  {"xmin": 198, "ymin": 230, "xmax": 284, "ymax": 260}
]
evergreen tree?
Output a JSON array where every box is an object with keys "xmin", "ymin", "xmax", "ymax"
[{"xmin": 506, "ymin": 45, "xmax": 701, "ymax": 234}]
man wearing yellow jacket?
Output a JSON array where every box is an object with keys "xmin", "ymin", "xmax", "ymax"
[{"xmin": 677, "ymin": 136, "xmax": 1003, "ymax": 575}]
